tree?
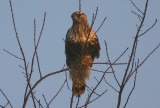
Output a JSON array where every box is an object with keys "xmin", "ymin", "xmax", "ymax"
[{"xmin": 0, "ymin": 0, "xmax": 159, "ymax": 108}]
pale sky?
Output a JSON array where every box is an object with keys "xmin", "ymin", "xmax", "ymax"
[{"xmin": 0, "ymin": 0, "xmax": 160, "ymax": 108}]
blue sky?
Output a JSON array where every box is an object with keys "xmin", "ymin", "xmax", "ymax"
[{"xmin": 0, "ymin": 0, "xmax": 160, "ymax": 108}]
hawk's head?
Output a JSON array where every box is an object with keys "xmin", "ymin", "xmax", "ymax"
[{"xmin": 71, "ymin": 11, "xmax": 88, "ymax": 24}]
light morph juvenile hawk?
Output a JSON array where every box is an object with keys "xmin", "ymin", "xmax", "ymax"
[{"xmin": 65, "ymin": 11, "xmax": 100, "ymax": 96}]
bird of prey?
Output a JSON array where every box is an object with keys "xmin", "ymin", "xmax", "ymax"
[{"xmin": 65, "ymin": 11, "xmax": 100, "ymax": 96}]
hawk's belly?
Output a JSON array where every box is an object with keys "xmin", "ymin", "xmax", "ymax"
[{"xmin": 69, "ymin": 55, "xmax": 92, "ymax": 81}]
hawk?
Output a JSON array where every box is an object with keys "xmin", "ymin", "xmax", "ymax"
[{"xmin": 65, "ymin": 11, "xmax": 100, "ymax": 96}]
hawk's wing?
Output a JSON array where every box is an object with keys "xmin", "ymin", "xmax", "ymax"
[
  {"xmin": 65, "ymin": 26, "xmax": 100, "ymax": 67},
  {"xmin": 86, "ymin": 27, "xmax": 100, "ymax": 59}
]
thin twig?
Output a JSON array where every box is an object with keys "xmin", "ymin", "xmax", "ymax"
[
  {"xmin": 84, "ymin": 73, "xmax": 106, "ymax": 108},
  {"xmin": 123, "ymin": 61, "xmax": 139, "ymax": 108},
  {"xmin": 84, "ymin": 44, "xmax": 128, "ymax": 107},
  {"xmin": 83, "ymin": 7, "xmax": 98, "ymax": 51},
  {"xmin": 138, "ymin": 19, "xmax": 157, "ymax": 37},
  {"xmin": 104, "ymin": 41, "xmax": 120, "ymax": 87},
  {"xmin": 93, "ymin": 62, "xmax": 127, "ymax": 65},
  {"xmin": 117, "ymin": 1, "xmax": 149, "ymax": 108},
  {"xmin": 0, "ymin": 105, "xmax": 4, "ymax": 108},
  {"xmin": 85, "ymin": 85, "xmax": 100, "ymax": 96},
  {"xmin": 65, "ymin": 70, "xmax": 71, "ymax": 91},
  {"xmin": 42, "ymin": 94, "xmax": 49, "ymax": 107},
  {"xmin": 0, "ymin": 89, "xmax": 13, "ymax": 108},
  {"xmin": 24, "ymin": 13, "xmax": 46, "ymax": 105},
  {"xmin": 94, "ymin": 77, "xmax": 100, "ymax": 83},
  {"xmin": 3, "ymin": 49, "xmax": 23, "ymax": 60},
  {"xmin": 89, "ymin": 16, "xmax": 107, "ymax": 41},
  {"xmin": 4, "ymin": 102, "xmax": 9, "ymax": 108},
  {"xmin": 79, "ymin": 0, "xmax": 81, "ymax": 12},
  {"xmin": 70, "ymin": 93, "xmax": 74, "ymax": 108},
  {"xmin": 126, "ymin": 43, "xmax": 160, "ymax": 83},
  {"xmin": 33, "ymin": 95, "xmax": 43, "ymax": 108},
  {"xmin": 126, "ymin": 38, "xmax": 138, "ymax": 85},
  {"xmin": 29, "ymin": 12, "xmax": 46, "ymax": 81},
  {"xmin": 104, "ymin": 77, "xmax": 119, "ymax": 93},
  {"xmin": 137, "ymin": 43, "xmax": 160, "ymax": 68},
  {"xmin": 130, "ymin": 0, "xmax": 143, "ymax": 14},
  {"xmin": 95, "ymin": 17, "xmax": 107, "ymax": 34},
  {"xmin": 9, "ymin": 0, "xmax": 36, "ymax": 107},
  {"xmin": 76, "ymin": 96, "xmax": 80, "ymax": 108},
  {"xmin": 91, "ymin": 69, "xmax": 114, "ymax": 73},
  {"xmin": 47, "ymin": 79, "xmax": 66, "ymax": 107},
  {"xmin": 78, "ymin": 89, "xmax": 107, "ymax": 108},
  {"xmin": 23, "ymin": 68, "xmax": 69, "ymax": 108},
  {"xmin": 34, "ymin": 19, "xmax": 42, "ymax": 78},
  {"xmin": 131, "ymin": 11, "xmax": 143, "ymax": 19},
  {"xmin": 122, "ymin": 0, "xmax": 149, "ymax": 94}
]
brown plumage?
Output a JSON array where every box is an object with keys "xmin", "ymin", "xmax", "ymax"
[{"xmin": 65, "ymin": 11, "xmax": 100, "ymax": 96}]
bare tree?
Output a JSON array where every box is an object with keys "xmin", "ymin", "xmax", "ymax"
[{"xmin": 1, "ymin": 0, "xmax": 159, "ymax": 108}]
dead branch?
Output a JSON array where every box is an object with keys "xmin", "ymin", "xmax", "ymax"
[
  {"xmin": 130, "ymin": 0, "xmax": 143, "ymax": 14},
  {"xmin": 0, "ymin": 89, "xmax": 13, "ymax": 108},
  {"xmin": 9, "ymin": 0, "xmax": 36, "ymax": 107},
  {"xmin": 3, "ymin": 49, "xmax": 23, "ymax": 60},
  {"xmin": 104, "ymin": 41, "xmax": 120, "ymax": 87},
  {"xmin": 138, "ymin": 19, "xmax": 157, "ymax": 37},
  {"xmin": 78, "ymin": 89, "xmax": 107, "ymax": 108},
  {"xmin": 4, "ymin": 0, "xmax": 158, "ymax": 108},
  {"xmin": 42, "ymin": 94, "xmax": 49, "ymax": 107},
  {"xmin": 91, "ymin": 68, "xmax": 114, "ymax": 73},
  {"xmin": 34, "ymin": 19, "xmax": 42, "ymax": 78},
  {"xmin": 123, "ymin": 61, "xmax": 139, "ymax": 108},
  {"xmin": 104, "ymin": 77, "xmax": 119, "ymax": 93},
  {"xmin": 117, "ymin": 0, "xmax": 152, "ymax": 108},
  {"xmin": 83, "ymin": 7, "xmax": 98, "ymax": 51},
  {"xmin": 93, "ymin": 62, "xmax": 127, "ymax": 65},
  {"xmin": 70, "ymin": 93, "xmax": 74, "ymax": 108},
  {"xmin": 79, "ymin": 0, "xmax": 81, "ymax": 12},
  {"xmin": 23, "ymin": 68, "xmax": 69, "ymax": 108},
  {"xmin": 95, "ymin": 17, "xmax": 107, "ymax": 34},
  {"xmin": 29, "ymin": 12, "xmax": 46, "ymax": 81},
  {"xmin": 125, "ymin": 43, "xmax": 160, "ymax": 84},
  {"xmin": 84, "ymin": 42, "xmax": 129, "ymax": 107},
  {"xmin": 33, "ymin": 95, "xmax": 44, "ymax": 108},
  {"xmin": 76, "ymin": 96, "xmax": 80, "ymax": 108}
]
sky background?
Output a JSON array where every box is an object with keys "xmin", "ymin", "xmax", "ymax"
[{"xmin": 0, "ymin": 0, "xmax": 160, "ymax": 108}]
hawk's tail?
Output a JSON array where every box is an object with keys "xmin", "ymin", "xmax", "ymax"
[
  {"xmin": 70, "ymin": 55, "xmax": 92, "ymax": 96},
  {"xmin": 72, "ymin": 78, "xmax": 86, "ymax": 97},
  {"xmin": 71, "ymin": 65, "xmax": 91, "ymax": 96}
]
